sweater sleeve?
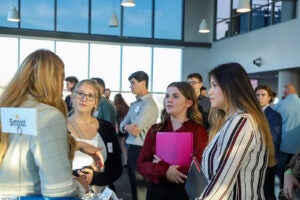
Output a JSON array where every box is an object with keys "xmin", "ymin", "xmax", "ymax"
[{"xmin": 32, "ymin": 105, "xmax": 84, "ymax": 197}]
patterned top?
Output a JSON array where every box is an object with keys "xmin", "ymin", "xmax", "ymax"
[{"xmin": 199, "ymin": 112, "xmax": 268, "ymax": 200}]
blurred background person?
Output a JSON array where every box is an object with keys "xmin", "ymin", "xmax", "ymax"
[
  {"xmin": 104, "ymin": 88, "xmax": 114, "ymax": 105},
  {"xmin": 187, "ymin": 73, "xmax": 210, "ymax": 130},
  {"xmin": 137, "ymin": 81, "xmax": 208, "ymax": 200},
  {"xmin": 91, "ymin": 77, "xmax": 116, "ymax": 127},
  {"xmin": 64, "ymin": 76, "xmax": 79, "ymax": 114},
  {"xmin": 273, "ymin": 84, "xmax": 300, "ymax": 189},
  {"xmin": 114, "ymin": 93, "xmax": 130, "ymax": 167},
  {"xmin": 255, "ymin": 85, "xmax": 282, "ymax": 200}
]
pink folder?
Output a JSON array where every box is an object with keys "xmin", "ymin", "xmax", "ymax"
[{"xmin": 156, "ymin": 132, "xmax": 193, "ymax": 166}]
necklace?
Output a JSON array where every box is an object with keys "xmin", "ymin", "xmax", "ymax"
[{"xmin": 68, "ymin": 116, "xmax": 97, "ymax": 139}]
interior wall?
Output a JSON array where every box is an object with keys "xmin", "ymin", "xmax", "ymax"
[
  {"xmin": 182, "ymin": 0, "xmax": 214, "ymax": 85},
  {"xmin": 182, "ymin": 0, "xmax": 300, "ymax": 96},
  {"xmin": 181, "ymin": 47, "xmax": 211, "ymax": 87},
  {"xmin": 210, "ymin": 1, "xmax": 300, "ymax": 74}
]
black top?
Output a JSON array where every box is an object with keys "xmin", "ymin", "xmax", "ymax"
[
  {"xmin": 91, "ymin": 119, "xmax": 123, "ymax": 186},
  {"xmin": 73, "ymin": 119, "xmax": 123, "ymax": 186},
  {"xmin": 197, "ymin": 95, "xmax": 211, "ymax": 130}
]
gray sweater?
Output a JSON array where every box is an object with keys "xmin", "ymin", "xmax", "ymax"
[{"xmin": 0, "ymin": 97, "xmax": 85, "ymax": 197}]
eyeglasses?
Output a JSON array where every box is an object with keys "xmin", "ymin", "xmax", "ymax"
[
  {"xmin": 74, "ymin": 91, "xmax": 97, "ymax": 101},
  {"xmin": 187, "ymin": 81, "xmax": 200, "ymax": 86}
]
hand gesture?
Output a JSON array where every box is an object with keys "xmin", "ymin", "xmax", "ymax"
[
  {"xmin": 74, "ymin": 175, "xmax": 89, "ymax": 193},
  {"xmin": 283, "ymin": 171, "xmax": 300, "ymax": 200},
  {"xmin": 166, "ymin": 165, "xmax": 187, "ymax": 184},
  {"xmin": 77, "ymin": 141, "xmax": 105, "ymax": 171},
  {"xmin": 77, "ymin": 167, "xmax": 94, "ymax": 185}
]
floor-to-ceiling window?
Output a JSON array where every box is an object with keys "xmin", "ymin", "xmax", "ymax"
[
  {"xmin": 0, "ymin": 0, "xmax": 187, "ymax": 110},
  {"xmin": 0, "ymin": 36, "xmax": 182, "ymax": 112}
]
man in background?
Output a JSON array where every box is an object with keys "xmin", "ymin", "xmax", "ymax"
[
  {"xmin": 64, "ymin": 76, "xmax": 79, "ymax": 114},
  {"xmin": 91, "ymin": 77, "xmax": 116, "ymax": 127},
  {"xmin": 187, "ymin": 73, "xmax": 210, "ymax": 130},
  {"xmin": 120, "ymin": 71, "xmax": 158, "ymax": 200},
  {"xmin": 104, "ymin": 88, "xmax": 114, "ymax": 105},
  {"xmin": 273, "ymin": 83, "xmax": 300, "ymax": 189}
]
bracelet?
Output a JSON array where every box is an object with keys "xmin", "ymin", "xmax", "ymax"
[{"xmin": 284, "ymin": 169, "xmax": 294, "ymax": 175}]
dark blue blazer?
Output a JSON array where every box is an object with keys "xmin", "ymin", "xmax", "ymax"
[{"xmin": 264, "ymin": 106, "xmax": 282, "ymax": 156}]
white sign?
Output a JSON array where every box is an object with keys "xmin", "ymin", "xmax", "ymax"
[{"xmin": 1, "ymin": 107, "xmax": 37, "ymax": 136}]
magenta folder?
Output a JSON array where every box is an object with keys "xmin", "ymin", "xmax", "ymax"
[{"xmin": 156, "ymin": 132, "xmax": 193, "ymax": 166}]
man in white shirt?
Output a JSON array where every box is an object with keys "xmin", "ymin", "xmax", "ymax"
[{"xmin": 120, "ymin": 71, "xmax": 158, "ymax": 200}]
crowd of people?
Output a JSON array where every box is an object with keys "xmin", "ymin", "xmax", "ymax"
[{"xmin": 0, "ymin": 49, "xmax": 299, "ymax": 200}]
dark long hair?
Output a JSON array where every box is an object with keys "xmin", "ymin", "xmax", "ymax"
[{"xmin": 208, "ymin": 62, "xmax": 275, "ymax": 167}]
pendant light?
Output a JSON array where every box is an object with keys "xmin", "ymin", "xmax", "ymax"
[
  {"xmin": 109, "ymin": 13, "xmax": 119, "ymax": 27},
  {"xmin": 121, "ymin": 0, "xmax": 135, "ymax": 7},
  {"xmin": 198, "ymin": 19, "xmax": 210, "ymax": 33},
  {"xmin": 237, "ymin": 0, "xmax": 251, "ymax": 13},
  {"xmin": 109, "ymin": 0, "xmax": 119, "ymax": 27},
  {"xmin": 7, "ymin": 6, "xmax": 20, "ymax": 22}
]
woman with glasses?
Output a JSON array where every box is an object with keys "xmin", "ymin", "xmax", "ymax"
[{"xmin": 68, "ymin": 79, "xmax": 122, "ymax": 193}]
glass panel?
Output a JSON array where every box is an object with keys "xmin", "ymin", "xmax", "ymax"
[
  {"xmin": 19, "ymin": 38, "xmax": 54, "ymax": 64},
  {"xmin": 57, "ymin": 0, "xmax": 89, "ymax": 33},
  {"xmin": 252, "ymin": 5, "xmax": 269, "ymax": 30},
  {"xmin": 252, "ymin": 0, "xmax": 270, "ymax": 9},
  {"xmin": 217, "ymin": 0, "xmax": 230, "ymax": 22},
  {"xmin": 239, "ymin": 12, "xmax": 250, "ymax": 33},
  {"xmin": 216, "ymin": 20, "xmax": 230, "ymax": 40},
  {"xmin": 152, "ymin": 47, "xmax": 181, "ymax": 93},
  {"xmin": 121, "ymin": 46, "xmax": 152, "ymax": 91},
  {"xmin": 154, "ymin": 0, "xmax": 182, "ymax": 40},
  {"xmin": 55, "ymin": 41, "xmax": 89, "ymax": 81},
  {"xmin": 0, "ymin": 37, "xmax": 18, "ymax": 90},
  {"xmin": 91, "ymin": 0, "xmax": 121, "ymax": 36},
  {"xmin": 0, "ymin": 0, "xmax": 19, "ymax": 28},
  {"xmin": 20, "ymin": 0, "xmax": 54, "ymax": 30},
  {"xmin": 90, "ymin": 44, "xmax": 121, "ymax": 91},
  {"xmin": 123, "ymin": 0, "xmax": 152, "ymax": 38},
  {"xmin": 280, "ymin": 0, "xmax": 295, "ymax": 22}
]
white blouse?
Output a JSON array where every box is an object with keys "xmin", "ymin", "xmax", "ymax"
[{"xmin": 71, "ymin": 132, "xmax": 107, "ymax": 170}]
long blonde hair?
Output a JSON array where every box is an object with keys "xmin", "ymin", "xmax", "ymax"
[
  {"xmin": 208, "ymin": 63, "xmax": 275, "ymax": 167},
  {"xmin": 0, "ymin": 49, "xmax": 74, "ymax": 164}
]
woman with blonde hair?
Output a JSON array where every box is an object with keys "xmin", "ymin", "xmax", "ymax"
[
  {"xmin": 198, "ymin": 63, "xmax": 275, "ymax": 199},
  {"xmin": 0, "ymin": 49, "xmax": 102, "ymax": 198},
  {"xmin": 68, "ymin": 79, "xmax": 122, "ymax": 193}
]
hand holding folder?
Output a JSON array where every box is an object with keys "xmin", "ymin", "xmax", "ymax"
[
  {"xmin": 185, "ymin": 157, "xmax": 208, "ymax": 200},
  {"xmin": 156, "ymin": 132, "xmax": 193, "ymax": 167}
]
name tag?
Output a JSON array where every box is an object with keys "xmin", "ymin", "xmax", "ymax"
[
  {"xmin": 1, "ymin": 107, "xmax": 37, "ymax": 136},
  {"xmin": 134, "ymin": 106, "xmax": 140, "ymax": 113},
  {"xmin": 107, "ymin": 142, "xmax": 113, "ymax": 153}
]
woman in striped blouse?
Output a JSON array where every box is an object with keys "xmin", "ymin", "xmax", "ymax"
[{"xmin": 198, "ymin": 63, "xmax": 276, "ymax": 200}]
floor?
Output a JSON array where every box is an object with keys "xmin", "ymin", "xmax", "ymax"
[
  {"xmin": 114, "ymin": 167, "xmax": 132, "ymax": 200},
  {"xmin": 113, "ymin": 170, "xmax": 282, "ymax": 200}
]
